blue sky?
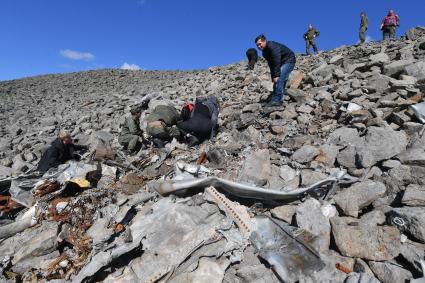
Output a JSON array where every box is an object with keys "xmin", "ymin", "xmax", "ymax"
[{"xmin": 0, "ymin": 0, "xmax": 424, "ymax": 81}]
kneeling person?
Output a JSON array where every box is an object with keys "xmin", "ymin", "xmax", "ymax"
[
  {"xmin": 145, "ymin": 104, "xmax": 181, "ymax": 147},
  {"xmin": 119, "ymin": 106, "xmax": 144, "ymax": 152},
  {"xmin": 178, "ymin": 96, "xmax": 219, "ymax": 146},
  {"xmin": 37, "ymin": 129, "xmax": 88, "ymax": 173}
]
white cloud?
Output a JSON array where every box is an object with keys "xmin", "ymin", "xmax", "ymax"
[
  {"xmin": 120, "ymin": 62, "xmax": 142, "ymax": 70},
  {"xmin": 60, "ymin": 49, "xmax": 95, "ymax": 61}
]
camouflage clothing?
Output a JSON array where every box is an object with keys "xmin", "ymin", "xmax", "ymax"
[
  {"xmin": 119, "ymin": 116, "xmax": 143, "ymax": 151},
  {"xmin": 145, "ymin": 105, "xmax": 181, "ymax": 140},
  {"xmin": 304, "ymin": 28, "xmax": 320, "ymax": 55},
  {"xmin": 359, "ymin": 14, "xmax": 368, "ymax": 43}
]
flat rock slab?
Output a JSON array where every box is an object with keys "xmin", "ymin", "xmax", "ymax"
[
  {"xmin": 292, "ymin": 145, "xmax": 320, "ymax": 164},
  {"xmin": 331, "ymin": 217, "xmax": 400, "ymax": 261},
  {"xmin": 368, "ymin": 261, "xmax": 412, "ymax": 283},
  {"xmin": 296, "ymin": 198, "xmax": 330, "ymax": 252},
  {"xmin": 402, "ymin": 184, "xmax": 425, "ymax": 206},
  {"xmin": 333, "ymin": 180, "xmax": 386, "ymax": 217},
  {"xmin": 392, "ymin": 207, "xmax": 425, "ymax": 243},
  {"xmin": 357, "ymin": 126, "xmax": 407, "ymax": 168},
  {"xmin": 238, "ymin": 149, "xmax": 271, "ymax": 186}
]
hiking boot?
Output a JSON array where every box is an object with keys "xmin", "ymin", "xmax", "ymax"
[{"xmin": 265, "ymin": 101, "xmax": 283, "ymax": 107}]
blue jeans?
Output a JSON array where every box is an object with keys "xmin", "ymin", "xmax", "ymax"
[{"xmin": 272, "ymin": 63, "xmax": 295, "ymax": 103}]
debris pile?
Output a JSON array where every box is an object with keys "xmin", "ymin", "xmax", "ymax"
[{"xmin": 0, "ymin": 27, "xmax": 425, "ymax": 282}]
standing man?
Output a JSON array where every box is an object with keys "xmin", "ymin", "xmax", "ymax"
[
  {"xmin": 255, "ymin": 34, "xmax": 296, "ymax": 107},
  {"xmin": 359, "ymin": 12, "xmax": 369, "ymax": 44},
  {"xmin": 304, "ymin": 24, "xmax": 320, "ymax": 55},
  {"xmin": 380, "ymin": 10, "xmax": 400, "ymax": 40},
  {"xmin": 119, "ymin": 105, "xmax": 144, "ymax": 152}
]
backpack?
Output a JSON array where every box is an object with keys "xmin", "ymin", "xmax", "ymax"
[{"xmin": 384, "ymin": 15, "xmax": 397, "ymax": 27}]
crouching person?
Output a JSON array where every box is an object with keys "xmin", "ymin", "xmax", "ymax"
[
  {"xmin": 178, "ymin": 96, "xmax": 219, "ymax": 146},
  {"xmin": 37, "ymin": 129, "xmax": 88, "ymax": 173},
  {"xmin": 119, "ymin": 106, "xmax": 145, "ymax": 153},
  {"xmin": 145, "ymin": 104, "xmax": 181, "ymax": 148}
]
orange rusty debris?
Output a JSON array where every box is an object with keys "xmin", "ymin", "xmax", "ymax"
[
  {"xmin": 315, "ymin": 149, "xmax": 327, "ymax": 164},
  {"xmin": 0, "ymin": 195, "xmax": 22, "ymax": 213},
  {"xmin": 114, "ymin": 223, "xmax": 125, "ymax": 233},
  {"xmin": 33, "ymin": 180, "xmax": 60, "ymax": 197},
  {"xmin": 335, "ymin": 263, "xmax": 352, "ymax": 274},
  {"xmin": 196, "ymin": 151, "xmax": 208, "ymax": 165}
]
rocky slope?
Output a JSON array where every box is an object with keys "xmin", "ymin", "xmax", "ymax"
[{"xmin": 0, "ymin": 27, "xmax": 425, "ymax": 282}]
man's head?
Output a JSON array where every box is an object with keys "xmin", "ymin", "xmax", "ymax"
[
  {"xmin": 360, "ymin": 11, "xmax": 365, "ymax": 17},
  {"xmin": 308, "ymin": 24, "xmax": 313, "ymax": 29},
  {"xmin": 255, "ymin": 34, "xmax": 267, "ymax": 50},
  {"xmin": 388, "ymin": 10, "xmax": 394, "ymax": 16},
  {"xmin": 130, "ymin": 106, "xmax": 142, "ymax": 119},
  {"xmin": 58, "ymin": 129, "xmax": 71, "ymax": 145}
]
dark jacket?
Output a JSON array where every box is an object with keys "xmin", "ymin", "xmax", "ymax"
[
  {"xmin": 262, "ymin": 41, "xmax": 296, "ymax": 79},
  {"xmin": 37, "ymin": 138, "xmax": 85, "ymax": 173},
  {"xmin": 178, "ymin": 96, "xmax": 219, "ymax": 141}
]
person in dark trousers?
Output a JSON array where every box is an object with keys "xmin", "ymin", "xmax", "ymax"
[
  {"xmin": 246, "ymin": 48, "xmax": 258, "ymax": 70},
  {"xmin": 359, "ymin": 12, "xmax": 369, "ymax": 44},
  {"xmin": 37, "ymin": 130, "xmax": 88, "ymax": 173},
  {"xmin": 178, "ymin": 96, "xmax": 219, "ymax": 146},
  {"xmin": 380, "ymin": 10, "xmax": 400, "ymax": 40},
  {"xmin": 304, "ymin": 24, "xmax": 320, "ymax": 55},
  {"xmin": 119, "ymin": 106, "xmax": 144, "ymax": 152},
  {"xmin": 255, "ymin": 34, "xmax": 296, "ymax": 107}
]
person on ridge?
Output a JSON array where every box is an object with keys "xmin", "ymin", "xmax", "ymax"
[
  {"xmin": 119, "ymin": 106, "xmax": 145, "ymax": 152},
  {"xmin": 304, "ymin": 24, "xmax": 320, "ymax": 55},
  {"xmin": 255, "ymin": 34, "xmax": 296, "ymax": 107},
  {"xmin": 380, "ymin": 10, "xmax": 400, "ymax": 40},
  {"xmin": 246, "ymin": 48, "xmax": 258, "ymax": 70},
  {"xmin": 359, "ymin": 12, "xmax": 369, "ymax": 44},
  {"xmin": 37, "ymin": 129, "xmax": 88, "ymax": 173}
]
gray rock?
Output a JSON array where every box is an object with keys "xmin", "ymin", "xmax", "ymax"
[
  {"xmin": 278, "ymin": 165, "xmax": 299, "ymax": 187},
  {"xmin": 370, "ymin": 53, "xmax": 390, "ymax": 64},
  {"xmin": 292, "ymin": 145, "xmax": 320, "ymax": 164},
  {"xmin": 337, "ymin": 145, "xmax": 358, "ymax": 169},
  {"xmin": 397, "ymin": 147, "xmax": 425, "ymax": 166},
  {"xmin": 392, "ymin": 207, "xmax": 425, "ymax": 243},
  {"xmin": 0, "ymin": 165, "xmax": 13, "ymax": 177},
  {"xmin": 402, "ymin": 184, "xmax": 425, "ymax": 206},
  {"xmin": 327, "ymin": 127, "xmax": 362, "ymax": 146},
  {"xmin": 296, "ymin": 198, "xmax": 331, "ymax": 252},
  {"xmin": 271, "ymin": 205, "xmax": 297, "ymax": 223},
  {"xmin": 333, "ymin": 180, "xmax": 386, "ymax": 217},
  {"xmin": 366, "ymin": 74, "xmax": 390, "ymax": 93},
  {"xmin": 238, "ymin": 149, "xmax": 271, "ymax": 186},
  {"xmin": 344, "ymin": 272, "xmax": 380, "ymax": 283},
  {"xmin": 330, "ymin": 54, "xmax": 344, "ymax": 65},
  {"xmin": 381, "ymin": 159, "xmax": 401, "ymax": 169},
  {"xmin": 359, "ymin": 210, "xmax": 386, "ymax": 226},
  {"xmin": 331, "ymin": 217, "xmax": 401, "ymax": 261},
  {"xmin": 357, "ymin": 126, "xmax": 408, "ymax": 168},
  {"xmin": 405, "ymin": 61, "xmax": 425, "ymax": 80},
  {"xmin": 383, "ymin": 59, "xmax": 415, "ymax": 77},
  {"xmin": 12, "ymin": 221, "xmax": 59, "ymax": 265},
  {"xmin": 300, "ymin": 170, "xmax": 327, "ymax": 187},
  {"xmin": 368, "ymin": 261, "xmax": 412, "ymax": 283}
]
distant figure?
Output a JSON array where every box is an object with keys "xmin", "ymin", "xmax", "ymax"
[
  {"xmin": 37, "ymin": 130, "xmax": 88, "ymax": 173},
  {"xmin": 178, "ymin": 96, "xmax": 219, "ymax": 146},
  {"xmin": 359, "ymin": 12, "xmax": 369, "ymax": 43},
  {"xmin": 145, "ymin": 104, "xmax": 181, "ymax": 147},
  {"xmin": 304, "ymin": 24, "xmax": 320, "ymax": 55},
  {"xmin": 119, "ymin": 106, "xmax": 144, "ymax": 152},
  {"xmin": 380, "ymin": 10, "xmax": 400, "ymax": 40},
  {"xmin": 255, "ymin": 34, "xmax": 296, "ymax": 107},
  {"xmin": 246, "ymin": 48, "xmax": 258, "ymax": 70}
]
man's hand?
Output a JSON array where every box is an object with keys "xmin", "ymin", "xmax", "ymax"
[{"xmin": 272, "ymin": 77, "xmax": 279, "ymax": 84}]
